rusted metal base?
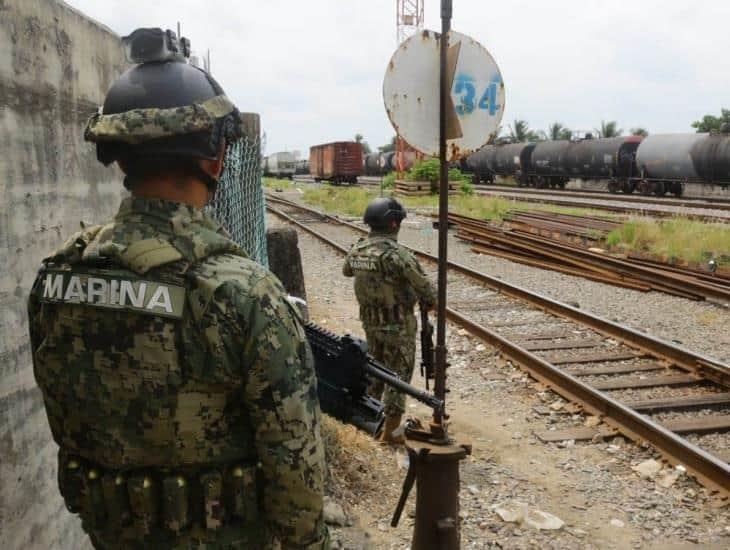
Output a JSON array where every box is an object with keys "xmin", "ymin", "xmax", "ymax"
[{"xmin": 407, "ymin": 436, "xmax": 470, "ymax": 550}]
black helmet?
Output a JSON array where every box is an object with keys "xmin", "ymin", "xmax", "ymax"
[
  {"xmin": 363, "ymin": 197, "xmax": 407, "ymax": 230},
  {"xmin": 84, "ymin": 28, "xmax": 245, "ymax": 170}
]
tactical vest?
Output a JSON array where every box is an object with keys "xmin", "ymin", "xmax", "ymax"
[
  {"xmin": 31, "ymin": 224, "xmax": 261, "ymax": 536},
  {"xmin": 347, "ymin": 237, "xmax": 418, "ymax": 331}
]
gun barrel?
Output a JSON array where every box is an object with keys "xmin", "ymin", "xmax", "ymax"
[{"xmin": 364, "ymin": 360, "xmax": 444, "ymax": 413}]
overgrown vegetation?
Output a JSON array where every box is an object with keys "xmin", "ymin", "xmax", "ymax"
[
  {"xmin": 381, "ymin": 172, "xmax": 396, "ymax": 189},
  {"xmin": 302, "ymin": 186, "xmax": 377, "ymax": 217},
  {"xmin": 300, "ymin": 183, "xmax": 609, "ymax": 222},
  {"xmin": 606, "ymin": 218, "xmax": 730, "ymax": 266},
  {"xmin": 403, "ymin": 158, "xmax": 471, "ymax": 193},
  {"xmin": 296, "ymin": 183, "xmax": 728, "ymax": 268},
  {"xmin": 262, "ymin": 176, "xmax": 295, "ymax": 191}
]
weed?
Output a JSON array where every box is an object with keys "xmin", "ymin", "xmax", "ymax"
[
  {"xmin": 606, "ymin": 217, "xmax": 730, "ymax": 266},
  {"xmin": 262, "ymin": 177, "xmax": 295, "ymax": 191},
  {"xmin": 382, "ymin": 172, "xmax": 396, "ymax": 189},
  {"xmin": 302, "ymin": 186, "xmax": 378, "ymax": 217}
]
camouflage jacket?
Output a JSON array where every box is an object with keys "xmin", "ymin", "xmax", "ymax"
[
  {"xmin": 342, "ymin": 232, "xmax": 435, "ymax": 333},
  {"xmin": 28, "ymin": 197, "xmax": 327, "ymax": 549}
]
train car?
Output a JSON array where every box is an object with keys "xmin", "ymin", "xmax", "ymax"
[
  {"xmin": 633, "ymin": 133, "xmax": 730, "ymax": 196},
  {"xmin": 460, "ymin": 130, "xmax": 730, "ymax": 196},
  {"xmin": 309, "ymin": 141, "xmax": 363, "ymax": 184},
  {"xmin": 464, "ymin": 146, "xmax": 495, "ymax": 183},
  {"xmin": 492, "ymin": 143, "xmax": 536, "ymax": 185},
  {"xmin": 364, "ymin": 153, "xmax": 384, "ymax": 176},
  {"xmin": 263, "ymin": 151, "xmax": 296, "ymax": 179},
  {"xmin": 294, "ymin": 159, "xmax": 309, "ymax": 175},
  {"xmin": 562, "ymin": 136, "xmax": 643, "ymax": 193},
  {"xmin": 525, "ymin": 140, "xmax": 571, "ymax": 188}
]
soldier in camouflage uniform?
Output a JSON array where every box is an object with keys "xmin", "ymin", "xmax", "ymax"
[
  {"xmin": 342, "ymin": 197, "xmax": 436, "ymax": 443},
  {"xmin": 28, "ymin": 28, "xmax": 327, "ymax": 549}
]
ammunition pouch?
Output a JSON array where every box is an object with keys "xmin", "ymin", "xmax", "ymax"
[
  {"xmin": 58, "ymin": 450, "xmax": 259, "ymax": 535},
  {"xmin": 361, "ymin": 305, "xmax": 410, "ymax": 328}
]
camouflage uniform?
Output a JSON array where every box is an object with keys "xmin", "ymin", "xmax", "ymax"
[
  {"xmin": 342, "ymin": 231, "xmax": 436, "ymax": 416},
  {"xmin": 28, "ymin": 197, "xmax": 328, "ymax": 549}
]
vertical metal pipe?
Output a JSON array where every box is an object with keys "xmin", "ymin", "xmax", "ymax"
[{"xmin": 434, "ymin": 0, "xmax": 452, "ymax": 415}]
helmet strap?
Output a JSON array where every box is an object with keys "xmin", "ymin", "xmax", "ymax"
[{"xmin": 190, "ymin": 162, "xmax": 220, "ymax": 194}]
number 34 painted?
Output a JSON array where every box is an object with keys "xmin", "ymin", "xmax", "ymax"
[{"xmin": 453, "ymin": 74, "xmax": 502, "ymax": 117}]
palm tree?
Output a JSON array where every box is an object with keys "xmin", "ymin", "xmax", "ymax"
[
  {"xmin": 354, "ymin": 133, "xmax": 371, "ymax": 154},
  {"xmin": 547, "ymin": 122, "xmax": 572, "ymax": 141},
  {"xmin": 378, "ymin": 136, "xmax": 397, "ymax": 153},
  {"xmin": 595, "ymin": 120, "xmax": 622, "ymax": 138},
  {"xmin": 509, "ymin": 120, "xmax": 532, "ymax": 142},
  {"xmin": 630, "ymin": 127, "xmax": 649, "ymax": 137}
]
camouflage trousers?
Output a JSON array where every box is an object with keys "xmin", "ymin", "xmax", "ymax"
[{"xmin": 364, "ymin": 328, "xmax": 416, "ymax": 417}]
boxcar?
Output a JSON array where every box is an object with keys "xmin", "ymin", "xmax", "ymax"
[{"xmin": 309, "ymin": 141, "xmax": 363, "ymax": 184}]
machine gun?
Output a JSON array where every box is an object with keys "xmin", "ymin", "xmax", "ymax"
[
  {"xmin": 419, "ymin": 301, "xmax": 435, "ymax": 389},
  {"xmin": 305, "ymin": 322, "xmax": 444, "ymax": 437}
]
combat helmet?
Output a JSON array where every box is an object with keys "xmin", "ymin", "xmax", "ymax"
[
  {"xmin": 84, "ymin": 28, "xmax": 245, "ymax": 189},
  {"xmin": 363, "ymin": 197, "xmax": 407, "ymax": 231}
]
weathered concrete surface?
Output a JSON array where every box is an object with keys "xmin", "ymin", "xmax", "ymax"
[
  {"xmin": 267, "ymin": 227, "xmax": 308, "ymax": 300},
  {"xmin": 0, "ymin": 1, "xmax": 127, "ymax": 548}
]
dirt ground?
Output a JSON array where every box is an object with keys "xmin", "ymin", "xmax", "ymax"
[{"xmin": 268, "ymin": 214, "xmax": 730, "ymax": 550}]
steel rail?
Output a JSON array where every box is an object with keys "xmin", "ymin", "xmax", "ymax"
[
  {"xmin": 477, "ymin": 184, "xmax": 730, "ymax": 211},
  {"xmin": 266, "ymin": 194, "xmax": 730, "ymax": 384},
  {"xmin": 266, "ymin": 198, "xmax": 730, "ymax": 495},
  {"xmin": 447, "ymin": 308, "xmax": 730, "ymax": 495},
  {"xmin": 447, "ymin": 213, "xmax": 730, "ymax": 303},
  {"xmin": 474, "ymin": 189, "xmax": 730, "ymax": 224}
]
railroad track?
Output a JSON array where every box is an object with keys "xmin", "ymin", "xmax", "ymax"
[
  {"xmin": 474, "ymin": 186, "xmax": 730, "ymax": 223},
  {"xmin": 477, "ymin": 183, "xmax": 730, "ymax": 209},
  {"xmin": 266, "ymin": 193, "xmax": 730, "ymax": 498},
  {"xmin": 447, "ymin": 212, "xmax": 730, "ymax": 303}
]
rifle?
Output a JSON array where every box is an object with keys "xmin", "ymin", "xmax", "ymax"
[
  {"xmin": 419, "ymin": 301, "xmax": 435, "ymax": 390},
  {"xmin": 305, "ymin": 322, "xmax": 444, "ymax": 437}
]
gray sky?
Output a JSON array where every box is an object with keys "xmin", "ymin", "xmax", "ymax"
[{"xmin": 66, "ymin": 0, "xmax": 730, "ymax": 155}]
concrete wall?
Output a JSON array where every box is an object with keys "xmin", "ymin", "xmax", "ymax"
[{"xmin": 0, "ymin": 1, "xmax": 127, "ymax": 547}]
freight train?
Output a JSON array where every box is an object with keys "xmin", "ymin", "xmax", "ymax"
[
  {"xmin": 263, "ymin": 151, "xmax": 296, "ymax": 179},
  {"xmin": 464, "ymin": 131, "xmax": 730, "ymax": 197}
]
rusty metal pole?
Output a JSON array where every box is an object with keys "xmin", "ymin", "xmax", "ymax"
[
  {"xmin": 408, "ymin": 441, "xmax": 470, "ymax": 549},
  {"xmin": 396, "ymin": 5, "xmax": 471, "ymax": 547},
  {"xmin": 434, "ymin": 0, "xmax": 452, "ymax": 421}
]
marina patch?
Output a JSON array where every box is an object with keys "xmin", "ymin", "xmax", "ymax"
[{"xmin": 39, "ymin": 269, "xmax": 185, "ymax": 319}]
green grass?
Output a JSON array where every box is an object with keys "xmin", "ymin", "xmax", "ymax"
[
  {"xmin": 302, "ymin": 186, "xmax": 379, "ymax": 217},
  {"xmin": 606, "ymin": 218, "xmax": 730, "ymax": 266},
  {"xmin": 299, "ymin": 184, "xmax": 729, "ymax": 267},
  {"xmin": 300, "ymin": 184, "xmax": 613, "ymax": 222},
  {"xmin": 262, "ymin": 177, "xmax": 295, "ymax": 191}
]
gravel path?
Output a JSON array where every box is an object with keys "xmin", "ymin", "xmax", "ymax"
[{"xmin": 268, "ymin": 210, "xmax": 730, "ymax": 549}]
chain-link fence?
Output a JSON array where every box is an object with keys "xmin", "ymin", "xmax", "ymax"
[{"xmin": 206, "ymin": 125, "xmax": 268, "ymax": 267}]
